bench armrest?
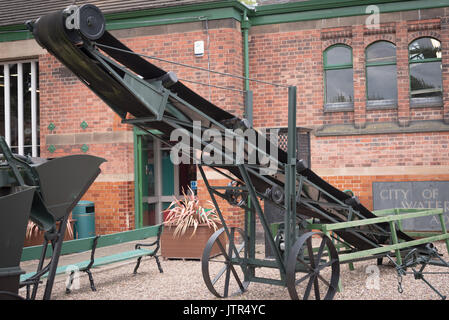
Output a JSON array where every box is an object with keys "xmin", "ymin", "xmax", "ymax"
[
  {"xmin": 135, "ymin": 240, "xmax": 157, "ymax": 249},
  {"xmin": 84, "ymin": 235, "xmax": 101, "ymax": 270},
  {"xmin": 134, "ymin": 224, "xmax": 163, "ymax": 252}
]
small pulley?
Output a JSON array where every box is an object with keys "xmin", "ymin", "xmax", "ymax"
[
  {"xmin": 271, "ymin": 185, "xmax": 284, "ymax": 204},
  {"xmin": 263, "ymin": 185, "xmax": 284, "ymax": 205},
  {"xmin": 63, "ymin": 4, "xmax": 105, "ymax": 41},
  {"xmin": 224, "ymin": 181, "xmax": 248, "ymax": 207}
]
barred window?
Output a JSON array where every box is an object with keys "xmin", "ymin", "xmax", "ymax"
[{"xmin": 0, "ymin": 60, "xmax": 40, "ymax": 156}]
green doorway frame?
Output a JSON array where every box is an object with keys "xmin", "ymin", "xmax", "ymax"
[
  {"xmin": 133, "ymin": 127, "xmax": 184, "ymax": 228},
  {"xmin": 134, "ymin": 127, "xmax": 145, "ymax": 229}
]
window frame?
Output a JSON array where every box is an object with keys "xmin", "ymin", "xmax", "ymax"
[
  {"xmin": 1, "ymin": 59, "xmax": 40, "ymax": 157},
  {"xmin": 408, "ymin": 37, "xmax": 443, "ymax": 108},
  {"xmin": 323, "ymin": 44, "xmax": 354, "ymax": 112},
  {"xmin": 365, "ymin": 40, "xmax": 398, "ymax": 110}
]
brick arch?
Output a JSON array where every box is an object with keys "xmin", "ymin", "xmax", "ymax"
[
  {"xmin": 364, "ymin": 36, "xmax": 396, "ymax": 49},
  {"xmin": 322, "ymin": 38, "xmax": 352, "ymax": 51},
  {"xmin": 408, "ymin": 31, "xmax": 441, "ymax": 45}
]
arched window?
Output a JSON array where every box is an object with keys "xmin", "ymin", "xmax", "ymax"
[
  {"xmin": 366, "ymin": 41, "xmax": 397, "ymax": 108},
  {"xmin": 409, "ymin": 37, "xmax": 442, "ymax": 107},
  {"xmin": 323, "ymin": 45, "xmax": 354, "ymax": 111}
]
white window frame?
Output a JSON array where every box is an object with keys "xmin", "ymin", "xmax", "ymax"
[{"xmin": 1, "ymin": 59, "xmax": 39, "ymax": 157}]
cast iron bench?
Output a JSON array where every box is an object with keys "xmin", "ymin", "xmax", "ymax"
[{"xmin": 20, "ymin": 224, "xmax": 163, "ymax": 295}]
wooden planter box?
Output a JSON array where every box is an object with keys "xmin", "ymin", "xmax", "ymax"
[{"xmin": 161, "ymin": 224, "xmax": 226, "ymax": 259}]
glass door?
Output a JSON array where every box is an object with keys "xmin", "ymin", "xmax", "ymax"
[{"xmin": 135, "ymin": 130, "xmax": 197, "ymax": 228}]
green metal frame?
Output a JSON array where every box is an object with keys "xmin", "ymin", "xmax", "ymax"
[
  {"xmin": 193, "ymin": 87, "xmax": 298, "ymax": 288},
  {"xmin": 199, "ymin": 163, "xmax": 286, "ymax": 286},
  {"xmin": 134, "ymin": 126, "xmax": 172, "ymax": 228},
  {"xmin": 134, "ymin": 127, "xmax": 145, "ymax": 229},
  {"xmin": 197, "ymin": 165, "xmax": 449, "ymax": 289},
  {"xmin": 374, "ymin": 208, "xmax": 449, "ymax": 238},
  {"xmin": 307, "ymin": 208, "xmax": 449, "ymax": 264}
]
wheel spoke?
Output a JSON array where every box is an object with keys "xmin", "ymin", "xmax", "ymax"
[
  {"xmin": 227, "ymin": 230, "xmax": 245, "ymax": 294},
  {"xmin": 216, "ymin": 238, "xmax": 229, "ymax": 257},
  {"xmin": 202, "ymin": 227, "xmax": 249, "ymax": 298},
  {"xmin": 314, "ymin": 275, "xmax": 321, "ymax": 300},
  {"xmin": 287, "ymin": 232, "xmax": 340, "ymax": 301},
  {"xmin": 296, "ymin": 256, "xmax": 314, "ymax": 273},
  {"xmin": 306, "ymin": 238, "xmax": 316, "ymax": 269},
  {"xmin": 208, "ymin": 258, "xmax": 225, "ymax": 263},
  {"xmin": 303, "ymin": 274, "xmax": 315, "ymax": 300},
  {"xmin": 315, "ymin": 238, "xmax": 327, "ymax": 264},
  {"xmin": 318, "ymin": 259, "xmax": 338, "ymax": 271},
  {"xmin": 224, "ymin": 263, "xmax": 231, "ymax": 297},
  {"xmin": 235, "ymin": 242, "xmax": 245, "ymax": 256},
  {"xmin": 229, "ymin": 264, "xmax": 245, "ymax": 293},
  {"xmin": 294, "ymin": 272, "xmax": 313, "ymax": 286},
  {"xmin": 316, "ymin": 273, "xmax": 332, "ymax": 289},
  {"xmin": 211, "ymin": 264, "xmax": 227, "ymax": 285},
  {"xmin": 307, "ymin": 237, "xmax": 321, "ymax": 300}
]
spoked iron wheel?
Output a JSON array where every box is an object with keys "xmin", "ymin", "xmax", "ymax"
[
  {"xmin": 286, "ymin": 232, "xmax": 340, "ymax": 300},
  {"xmin": 202, "ymin": 227, "xmax": 250, "ymax": 298}
]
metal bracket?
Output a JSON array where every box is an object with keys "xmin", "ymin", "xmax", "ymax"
[{"xmin": 387, "ymin": 247, "xmax": 449, "ymax": 300}]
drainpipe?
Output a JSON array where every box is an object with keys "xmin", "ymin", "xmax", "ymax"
[
  {"xmin": 241, "ymin": 8, "xmax": 255, "ymax": 268},
  {"xmin": 242, "ymin": 9, "xmax": 253, "ymax": 127}
]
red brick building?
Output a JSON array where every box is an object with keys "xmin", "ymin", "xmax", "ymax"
[{"xmin": 1, "ymin": 0, "xmax": 448, "ymax": 235}]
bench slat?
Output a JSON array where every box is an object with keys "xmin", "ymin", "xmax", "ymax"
[
  {"xmin": 20, "ymin": 249, "xmax": 155, "ymax": 282},
  {"xmin": 20, "ymin": 224, "xmax": 163, "ymax": 292},
  {"xmin": 89, "ymin": 249, "xmax": 154, "ymax": 267},
  {"xmin": 21, "ymin": 225, "xmax": 161, "ymax": 262},
  {"xmin": 21, "ymin": 261, "xmax": 90, "ymax": 282}
]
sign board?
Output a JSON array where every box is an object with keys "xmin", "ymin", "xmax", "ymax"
[
  {"xmin": 373, "ymin": 181, "xmax": 449, "ymax": 231},
  {"xmin": 190, "ymin": 180, "xmax": 197, "ymax": 191}
]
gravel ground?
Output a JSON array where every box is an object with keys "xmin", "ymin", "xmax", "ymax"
[{"xmin": 24, "ymin": 241, "xmax": 449, "ymax": 300}]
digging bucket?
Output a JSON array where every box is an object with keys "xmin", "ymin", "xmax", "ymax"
[
  {"xmin": 29, "ymin": 155, "xmax": 106, "ymax": 231},
  {"xmin": 0, "ymin": 186, "xmax": 35, "ymax": 298}
]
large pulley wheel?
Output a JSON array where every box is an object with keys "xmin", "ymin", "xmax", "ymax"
[
  {"xmin": 286, "ymin": 232, "xmax": 340, "ymax": 300},
  {"xmin": 202, "ymin": 227, "xmax": 250, "ymax": 298},
  {"xmin": 63, "ymin": 4, "xmax": 105, "ymax": 43},
  {"xmin": 76, "ymin": 4, "xmax": 105, "ymax": 40}
]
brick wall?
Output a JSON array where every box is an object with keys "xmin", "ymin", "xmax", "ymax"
[
  {"xmin": 249, "ymin": 17, "xmax": 447, "ymax": 130},
  {"xmin": 246, "ymin": 11, "xmax": 449, "ymax": 225},
  {"xmin": 312, "ymin": 132, "xmax": 449, "ymax": 168},
  {"xmin": 38, "ymin": 20, "xmax": 244, "ymax": 234}
]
